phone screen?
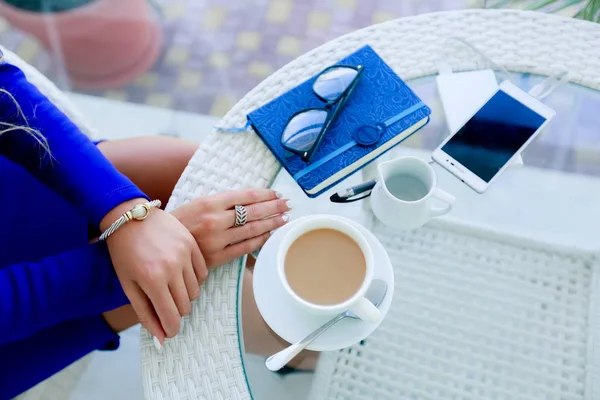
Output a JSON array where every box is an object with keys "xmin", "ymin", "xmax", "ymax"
[{"xmin": 441, "ymin": 90, "xmax": 547, "ymax": 182}]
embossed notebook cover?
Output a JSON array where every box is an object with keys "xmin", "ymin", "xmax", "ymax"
[{"xmin": 248, "ymin": 45, "xmax": 431, "ymax": 197}]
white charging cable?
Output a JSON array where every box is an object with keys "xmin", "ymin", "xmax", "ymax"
[
  {"xmin": 438, "ymin": 36, "xmax": 570, "ymax": 101},
  {"xmin": 439, "ymin": 37, "xmax": 513, "ymax": 82},
  {"xmin": 527, "ymin": 70, "xmax": 571, "ymax": 101}
]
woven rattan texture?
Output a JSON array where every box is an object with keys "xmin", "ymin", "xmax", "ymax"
[
  {"xmin": 140, "ymin": 264, "xmax": 249, "ymax": 400},
  {"xmin": 140, "ymin": 9, "xmax": 600, "ymax": 400},
  {"xmin": 309, "ymin": 221, "xmax": 599, "ymax": 400}
]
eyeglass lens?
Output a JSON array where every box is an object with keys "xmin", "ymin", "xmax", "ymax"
[
  {"xmin": 313, "ymin": 67, "xmax": 358, "ymax": 101},
  {"xmin": 281, "ymin": 109, "xmax": 328, "ymax": 152}
]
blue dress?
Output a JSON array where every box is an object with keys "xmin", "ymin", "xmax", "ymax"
[{"xmin": 0, "ymin": 53, "xmax": 148, "ymax": 398}]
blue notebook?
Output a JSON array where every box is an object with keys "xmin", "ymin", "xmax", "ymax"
[{"xmin": 248, "ymin": 45, "xmax": 431, "ymax": 197}]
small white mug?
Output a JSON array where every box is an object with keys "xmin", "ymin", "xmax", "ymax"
[
  {"xmin": 370, "ymin": 156, "xmax": 455, "ymax": 230},
  {"xmin": 277, "ymin": 215, "xmax": 381, "ymax": 323}
]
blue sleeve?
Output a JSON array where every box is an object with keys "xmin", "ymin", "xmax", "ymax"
[
  {"xmin": 0, "ymin": 315, "xmax": 121, "ymax": 399},
  {"xmin": 0, "ymin": 60, "xmax": 148, "ymax": 227},
  {"xmin": 0, "ymin": 242, "xmax": 129, "ymax": 346}
]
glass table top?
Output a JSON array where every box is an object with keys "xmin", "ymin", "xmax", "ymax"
[{"xmin": 238, "ymin": 72, "xmax": 600, "ymax": 400}]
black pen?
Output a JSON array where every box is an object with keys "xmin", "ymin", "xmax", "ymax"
[{"xmin": 330, "ymin": 180, "xmax": 377, "ymax": 203}]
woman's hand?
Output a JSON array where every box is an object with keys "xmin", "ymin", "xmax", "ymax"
[
  {"xmin": 172, "ymin": 190, "xmax": 291, "ymax": 268},
  {"xmin": 101, "ymin": 199, "xmax": 207, "ymax": 345}
]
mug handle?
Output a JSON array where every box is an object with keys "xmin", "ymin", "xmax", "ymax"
[
  {"xmin": 349, "ymin": 297, "xmax": 381, "ymax": 323},
  {"xmin": 429, "ymin": 187, "xmax": 456, "ymax": 217}
]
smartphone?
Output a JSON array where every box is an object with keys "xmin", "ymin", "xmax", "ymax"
[{"xmin": 432, "ymin": 80, "xmax": 555, "ymax": 193}]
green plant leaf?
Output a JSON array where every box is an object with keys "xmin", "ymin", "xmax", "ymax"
[
  {"xmin": 547, "ymin": 0, "xmax": 586, "ymax": 14},
  {"xmin": 526, "ymin": 0, "xmax": 565, "ymax": 11},
  {"xmin": 488, "ymin": 0, "xmax": 599, "ymax": 22},
  {"xmin": 487, "ymin": 0, "xmax": 518, "ymax": 7},
  {"xmin": 581, "ymin": 0, "xmax": 600, "ymax": 21}
]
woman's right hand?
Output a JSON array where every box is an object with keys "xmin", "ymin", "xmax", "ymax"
[{"xmin": 102, "ymin": 199, "xmax": 207, "ymax": 346}]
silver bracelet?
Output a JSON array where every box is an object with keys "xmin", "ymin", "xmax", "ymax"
[{"xmin": 99, "ymin": 200, "xmax": 161, "ymax": 241}]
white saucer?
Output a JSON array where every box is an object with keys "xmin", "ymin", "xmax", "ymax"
[{"xmin": 252, "ymin": 215, "xmax": 394, "ymax": 352}]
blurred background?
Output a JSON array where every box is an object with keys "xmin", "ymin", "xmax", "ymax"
[{"xmin": 0, "ymin": 0, "xmax": 596, "ymax": 117}]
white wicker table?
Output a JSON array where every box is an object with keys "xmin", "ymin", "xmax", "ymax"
[{"xmin": 140, "ymin": 9, "xmax": 600, "ymax": 400}]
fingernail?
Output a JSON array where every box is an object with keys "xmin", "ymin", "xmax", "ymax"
[
  {"xmin": 275, "ymin": 191, "xmax": 283, "ymax": 198},
  {"xmin": 179, "ymin": 319, "xmax": 185, "ymax": 335},
  {"xmin": 282, "ymin": 214, "xmax": 291, "ymax": 222},
  {"xmin": 286, "ymin": 200, "xmax": 293, "ymax": 209},
  {"xmin": 153, "ymin": 336, "xmax": 162, "ymax": 351}
]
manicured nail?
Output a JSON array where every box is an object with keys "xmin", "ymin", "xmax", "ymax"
[
  {"xmin": 282, "ymin": 214, "xmax": 291, "ymax": 222},
  {"xmin": 153, "ymin": 336, "xmax": 162, "ymax": 351},
  {"xmin": 275, "ymin": 191, "xmax": 283, "ymax": 198},
  {"xmin": 179, "ymin": 319, "xmax": 185, "ymax": 335},
  {"xmin": 286, "ymin": 200, "xmax": 293, "ymax": 209}
]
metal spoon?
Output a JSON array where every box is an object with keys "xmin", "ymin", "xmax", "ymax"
[{"xmin": 265, "ymin": 279, "xmax": 388, "ymax": 371}]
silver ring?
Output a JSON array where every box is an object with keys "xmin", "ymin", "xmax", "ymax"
[{"xmin": 234, "ymin": 205, "xmax": 248, "ymax": 227}]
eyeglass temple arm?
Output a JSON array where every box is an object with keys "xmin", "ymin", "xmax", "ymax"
[
  {"xmin": 302, "ymin": 76, "xmax": 362, "ymax": 162},
  {"xmin": 302, "ymin": 108, "xmax": 339, "ymax": 161}
]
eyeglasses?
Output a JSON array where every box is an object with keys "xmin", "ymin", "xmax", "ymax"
[{"xmin": 281, "ymin": 64, "xmax": 364, "ymax": 163}]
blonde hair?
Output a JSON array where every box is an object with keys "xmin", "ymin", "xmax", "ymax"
[{"xmin": 0, "ymin": 88, "xmax": 49, "ymax": 152}]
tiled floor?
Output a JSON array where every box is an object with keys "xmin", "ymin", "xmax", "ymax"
[
  {"xmin": 1, "ymin": 0, "xmax": 486, "ymax": 116},
  {"xmin": 1, "ymin": 1, "xmax": 588, "ymax": 117},
  {"xmin": 1, "ymin": 1, "xmax": 589, "ymax": 117}
]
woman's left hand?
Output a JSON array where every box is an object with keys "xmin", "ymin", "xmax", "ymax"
[{"xmin": 172, "ymin": 189, "xmax": 291, "ymax": 268}]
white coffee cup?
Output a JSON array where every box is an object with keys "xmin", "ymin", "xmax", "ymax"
[
  {"xmin": 370, "ymin": 156, "xmax": 455, "ymax": 230},
  {"xmin": 277, "ymin": 215, "xmax": 381, "ymax": 323}
]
